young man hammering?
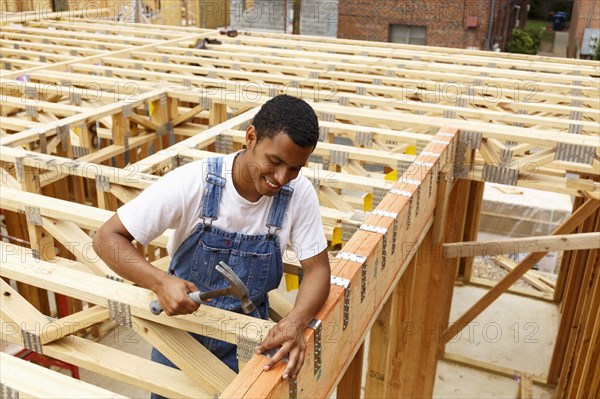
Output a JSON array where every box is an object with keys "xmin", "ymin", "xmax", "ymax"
[{"xmin": 93, "ymin": 95, "xmax": 331, "ymax": 397}]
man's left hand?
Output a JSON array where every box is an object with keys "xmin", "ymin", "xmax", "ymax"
[{"xmin": 256, "ymin": 317, "xmax": 307, "ymax": 380}]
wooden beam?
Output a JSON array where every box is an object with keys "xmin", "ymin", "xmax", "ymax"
[
  {"xmin": 132, "ymin": 317, "xmax": 235, "ymax": 396},
  {"xmin": 444, "ymin": 232, "xmax": 600, "ymax": 258},
  {"xmin": 0, "ymin": 352, "xmax": 126, "ymax": 399},
  {"xmin": 337, "ymin": 343, "xmax": 364, "ymax": 399},
  {"xmin": 0, "ymin": 242, "xmax": 275, "ymax": 346},
  {"xmin": 442, "ymin": 198, "xmax": 600, "ymax": 343}
]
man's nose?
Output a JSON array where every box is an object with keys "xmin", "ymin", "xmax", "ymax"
[{"xmin": 274, "ymin": 166, "xmax": 288, "ymax": 185}]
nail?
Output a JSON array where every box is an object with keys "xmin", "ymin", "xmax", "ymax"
[
  {"xmin": 263, "ymin": 365, "xmax": 270, "ymax": 371},
  {"xmin": 283, "ymin": 373, "xmax": 289, "ymax": 380}
]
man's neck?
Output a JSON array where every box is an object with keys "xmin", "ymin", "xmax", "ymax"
[{"xmin": 232, "ymin": 150, "xmax": 262, "ymax": 203}]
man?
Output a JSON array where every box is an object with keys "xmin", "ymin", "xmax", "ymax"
[{"xmin": 93, "ymin": 95, "xmax": 331, "ymax": 388}]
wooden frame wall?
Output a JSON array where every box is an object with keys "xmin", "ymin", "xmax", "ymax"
[{"xmin": 1, "ymin": 14, "xmax": 599, "ymax": 399}]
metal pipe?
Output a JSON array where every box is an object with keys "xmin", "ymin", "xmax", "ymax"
[{"xmin": 484, "ymin": 0, "xmax": 496, "ymax": 50}]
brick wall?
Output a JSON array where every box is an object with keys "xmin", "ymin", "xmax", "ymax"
[
  {"xmin": 568, "ymin": 0, "xmax": 600, "ymax": 57},
  {"xmin": 337, "ymin": 0, "xmax": 529, "ymax": 50}
]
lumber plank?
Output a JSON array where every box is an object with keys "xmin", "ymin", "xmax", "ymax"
[
  {"xmin": 0, "ymin": 352, "xmax": 126, "ymax": 399},
  {"xmin": 132, "ymin": 317, "xmax": 235, "ymax": 395},
  {"xmin": 0, "ymin": 242, "xmax": 275, "ymax": 346},
  {"xmin": 443, "ymin": 232, "xmax": 600, "ymax": 258},
  {"xmin": 442, "ymin": 199, "xmax": 600, "ymax": 343}
]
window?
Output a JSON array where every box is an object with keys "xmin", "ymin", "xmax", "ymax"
[{"xmin": 389, "ymin": 25, "xmax": 427, "ymax": 45}]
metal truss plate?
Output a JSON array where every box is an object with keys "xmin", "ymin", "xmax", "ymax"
[
  {"xmin": 215, "ymin": 135, "xmax": 233, "ymax": 154},
  {"xmin": 25, "ymin": 206, "xmax": 42, "ymax": 226},
  {"xmin": 95, "ymin": 175, "xmax": 110, "ymax": 192},
  {"xmin": 24, "ymin": 86, "xmax": 36, "ymax": 99},
  {"xmin": 336, "ymin": 252, "xmax": 366, "ymax": 264},
  {"xmin": 390, "ymin": 189, "xmax": 413, "ymax": 197},
  {"xmin": 500, "ymin": 148, "xmax": 513, "ymax": 167},
  {"xmin": 330, "ymin": 275, "xmax": 351, "ymax": 328},
  {"xmin": 289, "ymin": 378, "xmax": 298, "ymax": 399},
  {"xmin": 69, "ymin": 91, "xmax": 82, "ymax": 106},
  {"xmin": 318, "ymin": 126, "xmax": 329, "ymax": 142},
  {"xmin": 106, "ymin": 274, "xmax": 124, "ymax": 283},
  {"xmin": 482, "ymin": 165, "xmax": 519, "ymax": 186},
  {"xmin": 460, "ymin": 131, "xmax": 482, "ymax": 149},
  {"xmin": 359, "ymin": 224, "xmax": 387, "ymax": 235},
  {"xmin": 156, "ymin": 122, "xmax": 173, "ymax": 137},
  {"xmin": 397, "ymin": 160, "xmax": 412, "ymax": 176},
  {"xmin": 341, "ymin": 221, "xmax": 359, "ymax": 243},
  {"xmin": 122, "ymin": 104, "xmax": 133, "ymax": 118},
  {"xmin": 414, "ymin": 161, "xmax": 434, "ymax": 168},
  {"xmin": 372, "ymin": 187, "xmax": 388, "ymax": 209},
  {"xmin": 330, "ymin": 150, "xmax": 349, "ymax": 167},
  {"xmin": 236, "ymin": 336, "xmax": 261, "ymax": 362},
  {"xmin": 554, "ymin": 143, "xmax": 595, "ymax": 165},
  {"xmin": 443, "ymin": 109, "xmax": 456, "ymax": 119},
  {"xmin": 22, "ymin": 330, "xmax": 42, "ymax": 353},
  {"xmin": 361, "ymin": 261, "xmax": 367, "ymax": 301},
  {"xmin": 1, "ymin": 383, "xmax": 19, "ymax": 399},
  {"xmin": 372, "ymin": 209, "xmax": 398, "ymax": 219},
  {"xmin": 568, "ymin": 123, "xmax": 583, "ymax": 134},
  {"xmin": 72, "ymin": 146, "xmax": 89, "ymax": 158},
  {"xmin": 308, "ymin": 319, "xmax": 322, "ymax": 375},
  {"xmin": 159, "ymin": 93, "xmax": 168, "ymax": 108},
  {"xmin": 107, "ymin": 300, "xmax": 132, "ymax": 328},
  {"xmin": 25, "ymin": 105, "xmax": 38, "ymax": 118},
  {"xmin": 355, "ymin": 131, "xmax": 373, "ymax": 147},
  {"xmin": 398, "ymin": 177, "xmax": 421, "ymax": 185},
  {"xmin": 199, "ymin": 95, "xmax": 212, "ymax": 109}
]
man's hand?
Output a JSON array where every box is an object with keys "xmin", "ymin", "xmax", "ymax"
[
  {"xmin": 256, "ymin": 317, "xmax": 307, "ymax": 380},
  {"xmin": 153, "ymin": 274, "xmax": 201, "ymax": 316}
]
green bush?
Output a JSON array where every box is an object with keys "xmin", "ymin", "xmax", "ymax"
[
  {"xmin": 594, "ymin": 44, "xmax": 600, "ymax": 61},
  {"xmin": 523, "ymin": 25, "xmax": 544, "ymax": 50},
  {"xmin": 506, "ymin": 29, "xmax": 537, "ymax": 54}
]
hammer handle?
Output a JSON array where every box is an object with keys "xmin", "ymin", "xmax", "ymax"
[{"xmin": 149, "ymin": 289, "xmax": 230, "ymax": 315}]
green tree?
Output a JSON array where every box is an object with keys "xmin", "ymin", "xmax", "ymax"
[
  {"xmin": 506, "ymin": 29, "xmax": 537, "ymax": 55},
  {"xmin": 593, "ymin": 44, "xmax": 600, "ymax": 61}
]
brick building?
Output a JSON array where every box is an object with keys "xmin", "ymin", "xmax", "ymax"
[
  {"xmin": 229, "ymin": 0, "xmax": 338, "ymax": 36},
  {"xmin": 568, "ymin": 0, "xmax": 600, "ymax": 58},
  {"xmin": 337, "ymin": 0, "xmax": 530, "ymax": 50}
]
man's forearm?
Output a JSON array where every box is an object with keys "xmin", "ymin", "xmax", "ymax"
[
  {"xmin": 93, "ymin": 230, "xmax": 164, "ymax": 292},
  {"xmin": 288, "ymin": 262, "xmax": 331, "ymax": 327}
]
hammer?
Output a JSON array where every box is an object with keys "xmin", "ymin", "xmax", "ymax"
[{"xmin": 149, "ymin": 261, "xmax": 256, "ymax": 315}]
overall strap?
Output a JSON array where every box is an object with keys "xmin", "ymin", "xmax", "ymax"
[
  {"xmin": 265, "ymin": 182, "xmax": 294, "ymax": 234},
  {"xmin": 200, "ymin": 157, "xmax": 226, "ymax": 223}
]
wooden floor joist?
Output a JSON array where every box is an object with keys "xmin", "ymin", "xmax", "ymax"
[{"xmin": 1, "ymin": 11, "xmax": 599, "ymax": 399}]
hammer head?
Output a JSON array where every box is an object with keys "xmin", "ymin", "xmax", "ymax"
[{"xmin": 216, "ymin": 261, "xmax": 256, "ymax": 314}]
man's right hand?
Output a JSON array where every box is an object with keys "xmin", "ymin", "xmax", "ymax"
[{"xmin": 152, "ymin": 274, "xmax": 200, "ymax": 316}]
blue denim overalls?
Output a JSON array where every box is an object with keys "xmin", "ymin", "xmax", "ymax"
[{"xmin": 151, "ymin": 156, "xmax": 292, "ymax": 387}]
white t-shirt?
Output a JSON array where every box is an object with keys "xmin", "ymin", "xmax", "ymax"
[{"xmin": 118, "ymin": 152, "xmax": 327, "ymax": 262}]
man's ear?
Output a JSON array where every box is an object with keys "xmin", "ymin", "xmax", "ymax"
[{"xmin": 246, "ymin": 125, "xmax": 257, "ymax": 149}]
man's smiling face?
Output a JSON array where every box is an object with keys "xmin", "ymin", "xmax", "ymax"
[{"xmin": 243, "ymin": 126, "xmax": 314, "ymax": 198}]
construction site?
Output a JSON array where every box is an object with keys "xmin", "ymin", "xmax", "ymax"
[{"xmin": 0, "ymin": 1, "xmax": 599, "ymax": 398}]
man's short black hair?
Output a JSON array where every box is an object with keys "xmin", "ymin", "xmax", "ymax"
[{"xmin": 252, "ymin": 95, "xmax": 319, "ymax": 148}]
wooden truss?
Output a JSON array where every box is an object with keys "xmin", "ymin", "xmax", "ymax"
[{"xmin": 1, "ymin": 12, "xmax": 599, "ymax": 399}]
